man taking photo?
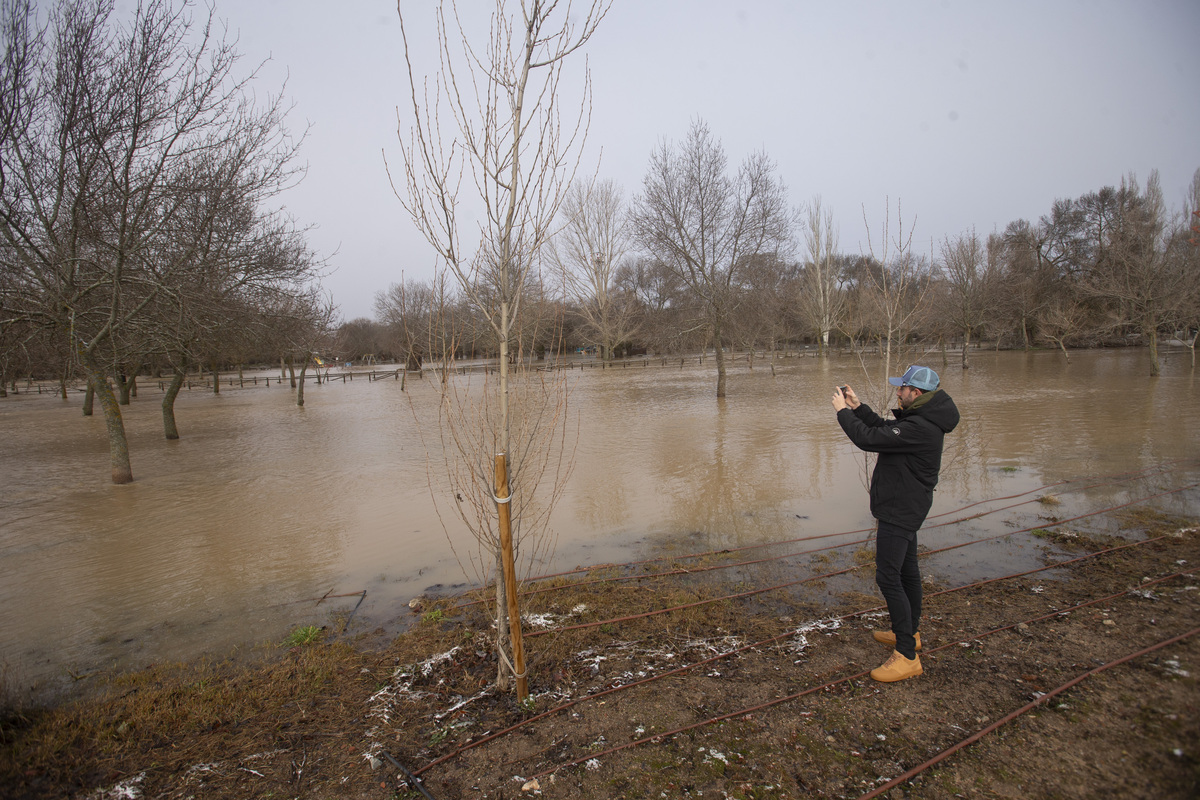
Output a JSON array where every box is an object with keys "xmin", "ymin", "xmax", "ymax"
[{"xmin": 832, "ymin": 366, "xmax": 960, "ymax": 682}]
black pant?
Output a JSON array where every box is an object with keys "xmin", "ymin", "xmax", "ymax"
[{"xmin": 875, "ymin": 520, "xmax": 921, "ymax": 659}]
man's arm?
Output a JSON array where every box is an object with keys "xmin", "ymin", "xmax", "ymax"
[{"xmin": 837, "ymin": 410, "xmax": 927, "ymax": 454}]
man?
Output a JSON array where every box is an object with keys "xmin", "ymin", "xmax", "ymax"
[{"xmin": 831, "ymin": 365, "xmax": 960, "ymax": 683}]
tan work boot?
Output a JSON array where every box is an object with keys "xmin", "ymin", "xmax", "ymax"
[
  {"xmin": 870, "ymin": 650, "xmax": 923, "ymax": 683},
  {"xmin": 872, "ymin": 630, "xmax": 922, "ymax": 651}
]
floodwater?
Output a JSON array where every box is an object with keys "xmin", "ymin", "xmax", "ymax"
[{"xmin": 1, "ymin": 348, "xmax": 1197, "ymax": 697}]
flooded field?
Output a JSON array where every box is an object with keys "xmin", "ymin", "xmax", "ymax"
[{"xmin": 1, "ymin": 348, "xmax": 1197, "ymax": 696}]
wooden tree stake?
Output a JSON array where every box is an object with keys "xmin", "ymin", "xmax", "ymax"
[{"xmin": 495, "ymin": 452, "xmax": 528, "ymax": 701}]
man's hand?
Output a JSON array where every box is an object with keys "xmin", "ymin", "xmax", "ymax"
[{"xmin": 833, "ymin": 385, "xmax": 861, "ymax": 412}]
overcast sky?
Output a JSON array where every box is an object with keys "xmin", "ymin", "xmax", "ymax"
[{"xmin": 211, "ymin": 1, "xmax": 1200, "ymax": 321}]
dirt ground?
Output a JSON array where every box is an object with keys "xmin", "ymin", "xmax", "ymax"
[{"xmin": 2, "ymin": 509, "xmax": 1198, "ymax": 800}]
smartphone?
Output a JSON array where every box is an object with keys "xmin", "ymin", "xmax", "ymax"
[{"xmin": 838, "ymin": 385, "xmax": 848, "ymax": 395}]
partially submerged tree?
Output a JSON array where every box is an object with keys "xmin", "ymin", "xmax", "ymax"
[
  {"xmin": 937, "ymin": 228, "xmax": 995, "ymax": 369},
  {"xmin": 632, "ymin": 119, "xmax": 791, "ymax": 398},
  {"xmin": 393, "ymin": 0, "xmax": 607, "ymax": 695},
  {"xmin": 0, "ymin": 0, "xmax": 313, "ymax": 480},
  {"xmin": 376, "ymin": 276, "xmax": 438, "ymax": 376}
]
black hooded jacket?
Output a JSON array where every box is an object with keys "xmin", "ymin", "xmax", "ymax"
[{"xmin": 836, "ymin": 389, "xmax": 961, "ymax": 532}]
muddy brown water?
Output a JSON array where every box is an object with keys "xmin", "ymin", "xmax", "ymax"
[{"xmin": 1, "ymin": 348, "xmax": 1197, "ymax": 698}]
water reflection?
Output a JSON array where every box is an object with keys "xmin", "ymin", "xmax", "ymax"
[{"xmin": 0, "ymin": 348, "xmax": 1196, "ymax": 695}]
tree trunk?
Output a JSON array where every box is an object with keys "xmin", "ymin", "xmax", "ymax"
[
  {"xmin": 297, "ymin": 357, "xmax": 309, "ymax": 406},
  {"xmin": 961, "ymin": 329, "xmax": 971, "ymax": 370},
  {"xmin": 287, "ymin": 358, "xmax": 296, "ymax": 388},
  {"xmin": 1147, "ymin": 327, "xmax": 1161, "ymax": 377},
  {"xmin": 83, "ymin": 377, "xmax": 95, "ymax": 416},
  {"xmin": 714, "ymin": 343, "xmax": 727, "ymax": 398},
  {"xmin": 82, "ymin": 360, "xmax": 133, "ymax": 484},
  {"xmin": 116, "ymin": 370, "xmax": 134, "ymax": 405},
  {"xmin": 211, "ymin": 359, "xmax": 220, "ymax": 394},
  {"xmin": 162, "ymin": 368, "xmax": 185, "ymax": 439}
]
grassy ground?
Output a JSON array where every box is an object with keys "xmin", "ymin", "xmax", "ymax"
[{"xmin": 2, "ymin": 511, "xmax": 1198, "ymax": 799}]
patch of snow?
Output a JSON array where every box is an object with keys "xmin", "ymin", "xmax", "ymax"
[{"xmin": 85, "ymin": 773, "xmax": 145, "ymax": 800}]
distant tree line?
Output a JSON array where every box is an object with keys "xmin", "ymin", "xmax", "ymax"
[
  {"xmin": 0, "ymin": 0, "xmax": 329, "ymax": 482},
  {"xmin": 359, "ymin": 120, "xmax": 1200, "ymax": 383}
]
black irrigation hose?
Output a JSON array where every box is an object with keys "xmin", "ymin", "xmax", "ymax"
[
  {"xmin": 381, "ymin": 750, "xmax": 438, "ymax": 800},
  {"xmin": 454, "ymin": 461, "xmax": 1189, "ymax": 610},
  {"xmin": 525, "ymin": 483, "xmax": 1197, "ymax": 639},
  {"xmin": 526, "ymin": 567, "xmax": 1200, "ymax": 782},
  {"xmin": 855, "ymin": 624, "xmax": 1200, "ymax": 800},
  {"xmin": 411, "ymin": 530, "xmax": 1194, "ymax": 778},
  {"xmin": 339, "ymin": 590, "xmax": 368, "ymax": 633}
]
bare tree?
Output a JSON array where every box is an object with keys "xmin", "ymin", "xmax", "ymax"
[
  {"xmin": 0, "ymin": 0, "xmax": 310, "ymax": 481},
  {"xmin": 937, "ymin": 228, "xmax": 996, "ymax": 369},
  {"xmin": 376, "ymin": 275, "xmax": 437, "ymax": 375},
  {"xmin": 281, "ymin": 292, "xmax": 336, "ymax": 408},
  {"xmin": 797, "ymin": 195, "xmax": 844, "ymax": 356},
  {"xmin": 335, "ymin": 317, "xmax": 388, "ymax": 363},
  {"xmin": 632, "ymin": 119, "xmax": 791, "ymax": 397},
  {"xmin": 393, "ymin": 0, "xmax": 606, "ymax": 694},
  {"xmin": 1036, "ymin": 292, "xmax": 1107, "ymax": 362},
  {"xmin": 1086, "ymin": 171, "xmax": 1190, "ymax": 376},
  {"xmin": 613, "ymin": 256, "xmax": 692, "ymax": 353},
  {"xmin": 548, "ymin": 179, "xmax": 639, "ymax": 360},
  {"xmin": 728, "ymin": 252, "xmax": 793, "ymax": 370},
  {"xmin": 1174, "ymin": 169, "xmax": 1200, "ymax": 366},
  {"xmin": 854, "ymin": 198, "xmax": 932, "ymax": 392},
  {"xmin": 994, "ymin": 220, "xmax": 1056, "ymax": 349}
]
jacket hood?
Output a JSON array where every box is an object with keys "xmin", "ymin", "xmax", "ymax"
[{"xmin": 896, "ymin": 388, "xmax": 960, "ymax": 433}]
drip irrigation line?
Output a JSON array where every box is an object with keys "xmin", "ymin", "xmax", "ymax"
[
  {"xmin": 380, "ymin": 751, "xmax": 438, "ymax": 800},
  {"xmin": 454, "ymin": 462, "xmax": 1185, "ymax": 611},
  {"xmin": 339, "ymin": 590, "xmax": 368, "ymax": 633},
  {"xmin": 525, "ymin": 483, "xmax": 1197, "ymax": 639},
  {"xmin": 855, "ymin": 625, "xmax": 1200, "ymax": 800},
  {"xmin": 411, "ymin": 532, "xmax": 1192, "ymax": 778},
  {"xmin": 526, "ymin": 568, "xmax": 1199, "ymax": 783}
]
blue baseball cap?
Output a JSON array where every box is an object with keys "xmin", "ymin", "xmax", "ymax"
[{"xmin": 888, "ymin": 365, "xmax": 939, "ymax": 392}]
